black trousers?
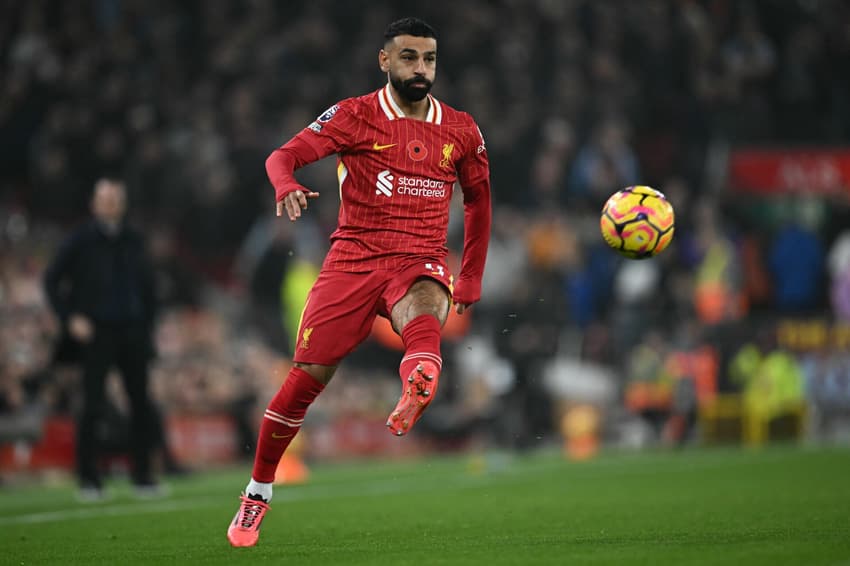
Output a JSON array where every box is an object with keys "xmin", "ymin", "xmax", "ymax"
[{"xmin": 76, "ymin": 322, "xmax": 154, "ymax": 486}]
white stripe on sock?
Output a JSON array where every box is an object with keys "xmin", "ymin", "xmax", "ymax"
[
  {"xmin": 264, "ymin": 412, "xmax": 303, "ymax": 427},
  {"xmin": 265, "ymin": 409, "xmax": 304, "ymax": 424},
  {"xmin": 402, "ymin": 352, "xmax": 443, "ymax": 369}
]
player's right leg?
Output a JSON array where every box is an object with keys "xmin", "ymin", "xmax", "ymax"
[
  {"xmin": 228, "ymin": 270, "xmax": 381, "ymax": 547},
  {"xmin": 227, "ymin": 363, "xmax": 331, "ymax": 547}
]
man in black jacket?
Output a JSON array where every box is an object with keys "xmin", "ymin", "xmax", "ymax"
[{"xmin": 44, "ymin": 178, "xmax": 160, "ymax": 499}]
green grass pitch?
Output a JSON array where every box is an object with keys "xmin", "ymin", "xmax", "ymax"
[{"xmin": 2, "ymin": 446, "xmax": 849, "ymax": 565}]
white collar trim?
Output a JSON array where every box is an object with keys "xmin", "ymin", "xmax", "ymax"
[{"xmin": 379, "ymin": 83, "xmax": 442, "ymax": 124}]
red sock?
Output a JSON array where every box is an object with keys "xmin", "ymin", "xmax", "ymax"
[
  {"xmin": 252, "ymin": 367, "xmax": 324, "ymax": 483},
  {"xmin": 398, "ymin": 314, "xmax": 443, "ymax": 380}
]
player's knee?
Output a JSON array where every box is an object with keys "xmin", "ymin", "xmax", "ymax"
[
  {"xmin": 391, "ymin": 279, "xmax": 450, "ymax": 330},
  {"xmin": 414, "ymin": 299, "xmax": 450, "ymax": 325},
  {"xmin": 425, "ymin": 292, "xmax": 451, "ymax": 323}
]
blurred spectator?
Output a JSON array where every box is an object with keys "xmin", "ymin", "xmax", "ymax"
[
  {"xmin": 827, "ymin": 230, "xmax": 850, "ymax": 321},
  {"xmin": 801, "ymin": 346, "xmax": 850, "ymax": 441},
  {"xmin": 662, "ymin": 320, "xmax": 718, "ymax": 445},
  {"xmin": 281, "ymin": 256, "xmax": 320, "ymax": 356},
  {"xmin": 624, "ymin": 330, "xmax": 674, "ymax": 437},
  {"xmin": 719, "ymin": 4, "xmax": 777, "ymax": 141},
  {"xmin": 768, "ymin": 209, "xmax": 826, "ymax": 314},
  {"xmin": 476, "ymin": 207, "xmax": 528, "ymax": 323},
  {"xmin": 730, "ymin": 329, "xmax": 805, "ymax": 443},
  {"xmin": 527, "ymin": 118, "xmax": 576, "ymax": 208},
  {"xmin": 567, "ymin": 117, "xmax": 640, "ymax": 207},
  {"xmin": 690, "ymin": 198, "xmax": 746, "ymax": 325},
  {"xmin": 235, "ymin": 211, "xmax": 324, "ymax": 353},
  {"xmin": 42, "ymin": 179, "xmax": 161, "ymax": 499},
  {"xmin": 148, "ymin": 226, "xmax": 201, "ymax": 310},
  {"xmin": 240, "ymin": 217, "xmax": 296, "ymax": 352},
  {"xmin": 494, "ymin": 243, "xmax": 569, "ymax": 449}
]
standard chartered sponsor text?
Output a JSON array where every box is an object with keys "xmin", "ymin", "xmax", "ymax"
[{"xmin": 397, "ymin": 176, "xmax": 446, "ymax": 198}]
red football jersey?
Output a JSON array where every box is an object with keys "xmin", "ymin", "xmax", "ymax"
[{"xmin": 267, "ymin": 84, "xmax": 491, "ymax": 303}]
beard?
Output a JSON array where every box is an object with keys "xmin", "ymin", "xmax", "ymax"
[{"xmin": 389, "ymin": 72, "xmax": 433, "ymax": 102}]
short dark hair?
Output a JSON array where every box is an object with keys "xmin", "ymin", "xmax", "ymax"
[{"xmin": 383, "ymin": 17, "xmax": 437, "ymax": 44}]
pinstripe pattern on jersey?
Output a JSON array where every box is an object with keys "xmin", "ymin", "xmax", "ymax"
[{"xmin": 303, "ymin": 87, "xmax": 485, "ymax": 273}]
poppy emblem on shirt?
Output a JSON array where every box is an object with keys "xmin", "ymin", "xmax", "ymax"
[
  {"xmin": 407, "ymin": 140, "xmax": 428, "ymax": 162},
  {"xmin": 440, "ymin": 143, "xmax": 455, "ymax": 169}
]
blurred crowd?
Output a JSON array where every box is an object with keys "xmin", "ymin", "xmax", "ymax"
[{"xmin": 3, "ymin": 0, "xmax": 850, "ymax": 462}]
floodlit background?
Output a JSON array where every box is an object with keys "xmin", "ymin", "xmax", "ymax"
[{"xmin": 2, "ymin": 0, "xmax": 850, "ymax": 479}]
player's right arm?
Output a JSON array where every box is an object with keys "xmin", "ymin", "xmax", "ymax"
[
  {"xmin": 266, "ymin": 101, "xmax": 358, "ymax": 221},
  {"xmin": 266, "ymin": 138, "xmax": 323, "ymax": 221}
]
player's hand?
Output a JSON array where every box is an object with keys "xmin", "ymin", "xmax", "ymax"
[
  {"xmin": 452, "ymin": 279, "xmax": 480, "ymax": 315},
  {"xmin": 68, "ymin": 313, "xmax": 94, "ymax": 343},
  {"xmin": 277, "ymin": 189, "xmax": 320, "ymax": 221}
]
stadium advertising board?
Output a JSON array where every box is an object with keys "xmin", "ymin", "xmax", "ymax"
[{"xmin": 727, "ymin": 148, "xmax": 850, "ymax": 196}]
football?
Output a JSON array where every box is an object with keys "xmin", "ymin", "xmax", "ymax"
[{"xmin": 600, "ymin": 185, "xmax": 675, "ymax": 259}]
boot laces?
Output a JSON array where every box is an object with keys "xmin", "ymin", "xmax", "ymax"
[{"xmin": 238, "ymin": 495, "xmax": 268, "ymax": 529}]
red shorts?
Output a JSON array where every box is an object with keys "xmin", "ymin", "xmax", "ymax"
[{"xmin": 293, "ymin": 259, "xmax": 452, "ymax": 366}]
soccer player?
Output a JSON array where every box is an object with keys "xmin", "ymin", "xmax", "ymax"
[{"xmin": 227, "ymin": 17, "xmax": 491, "ymax": 547}]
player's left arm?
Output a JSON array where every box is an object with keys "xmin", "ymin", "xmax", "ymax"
[{"xmin": 453, "ymin": 122, "xmax": 492, "ymax": 314}]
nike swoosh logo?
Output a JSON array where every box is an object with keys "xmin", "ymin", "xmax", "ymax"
[
  {"xmin": 271, "ymin": 432, "xmax": 294, "ymax": 440},
  {"xmin": 372, "ymin": 142, "xmax": 397, "ymax": 151}
]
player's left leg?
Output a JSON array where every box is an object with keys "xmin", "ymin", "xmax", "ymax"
[{"xmin": 385, "ymin": 276, "xmax": 450, "ymax": 436}]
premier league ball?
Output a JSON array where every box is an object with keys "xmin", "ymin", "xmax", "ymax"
[{"xmin": 600, "ymin": 185, "xmax": 675, "ymax": 259}]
